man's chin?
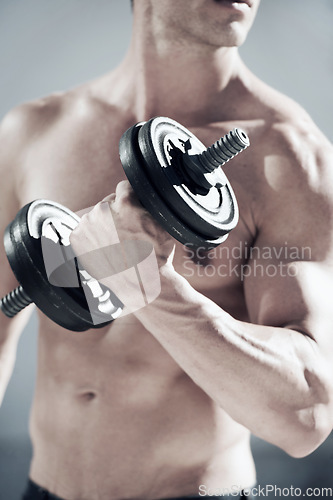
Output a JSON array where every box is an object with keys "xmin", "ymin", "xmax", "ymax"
[{"xmin": 208, "ymin": 28, "xmax": 249, "ymax": 50}]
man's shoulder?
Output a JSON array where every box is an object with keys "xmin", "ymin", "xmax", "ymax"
[
  {"xmin": 0, "ymin": 92, "xmax": 65, "ymax": 170},
  {"xmin": 241, "ymin": 83, "xmax": 332, "ymax": 241},
  {"xmin": 252, "ymin": 78, "xmax": 331, "ymax": 153},
  {"xmin": 1, "ymin": 87, "xmax": 115, "ymax": 144},
  {"xmin": 1, "ymin": 92, "xmax": 63, "ymax": 139},
  {"xmin": 245, "ymin": 79, "xmax": 332, "ymax": 181},
  {"xmin": 229, "ymin": 77, "xmax": 333, "ymax": 235}
]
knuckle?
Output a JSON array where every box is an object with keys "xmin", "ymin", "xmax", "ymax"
[
  {"xmin": 102, "ymin": 193, "xmax": 116, "ymax": 204},
  {"xmin": 92, "ymin": 201, "xmax": 105, "ymax": 214}
]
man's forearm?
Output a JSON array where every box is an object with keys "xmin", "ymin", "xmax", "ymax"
[{"xmin": 134, "ymin": 264, "xmax": 331, "ymax": 457}]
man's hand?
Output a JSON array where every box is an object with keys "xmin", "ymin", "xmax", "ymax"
[{"xmin": 69, "ymin": 180, "xmax": 175, "ymax": 282}]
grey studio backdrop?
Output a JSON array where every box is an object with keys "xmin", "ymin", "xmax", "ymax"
[{"xmin": 0, "ymin": 0, "xmax": 332, "ymax": 499}]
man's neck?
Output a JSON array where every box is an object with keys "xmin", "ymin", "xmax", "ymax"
[{"xmin": 111, "ymin": 19, "xmax": 250, "ymax": 126}]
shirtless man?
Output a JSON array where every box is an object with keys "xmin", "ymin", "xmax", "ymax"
[{"xmin": 1, "ymin": 1, "xmax": 333, "ymax": 499}]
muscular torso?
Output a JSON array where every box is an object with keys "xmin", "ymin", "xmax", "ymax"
[{"xmin": 14, "ymin": 81, "xmax": 289, "ymax": 499}]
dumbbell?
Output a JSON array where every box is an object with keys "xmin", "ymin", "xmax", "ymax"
[{"xmin": 0, "ymin": 117, "xmax": 249, "ymax": 331}]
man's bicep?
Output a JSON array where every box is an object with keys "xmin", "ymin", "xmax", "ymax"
[{"xmin": 243, "ymin": 238, "xmax": 333, "ymax": 342}]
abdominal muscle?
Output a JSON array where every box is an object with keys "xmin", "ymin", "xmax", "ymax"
[{"xmin": 28, "ymin": 312, "xmax": 256, "ymax": 500}]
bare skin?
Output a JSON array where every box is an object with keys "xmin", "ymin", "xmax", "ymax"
[{"xmin": 1, "ymin": 1, "xmax": 333, "ymax": 499}]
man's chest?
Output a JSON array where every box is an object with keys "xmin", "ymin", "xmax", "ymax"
[{"xmin": 18, "ymin": 132, "xmax": 126, "ymax": 213}]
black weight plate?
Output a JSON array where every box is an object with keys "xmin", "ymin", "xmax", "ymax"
[
  {"xmin": 4, "ymin": 200, "xmax": 119, "ymax": 331},
  {"xmin": 137, "ymin": 117, "xmax": 239, "ymax": 240},
  {"xmin": 119, "ymin": 123, "xmax": 228, "ymax": 249}
]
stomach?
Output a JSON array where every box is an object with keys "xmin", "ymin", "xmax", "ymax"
[{"xmin": 28, "ymin": 314, "xmax": 255, "ymax": 500}]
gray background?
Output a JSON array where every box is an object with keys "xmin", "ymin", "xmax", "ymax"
[{"xmin": 0, "ymin": 0, "xmax": 332, "ymax": 499}]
